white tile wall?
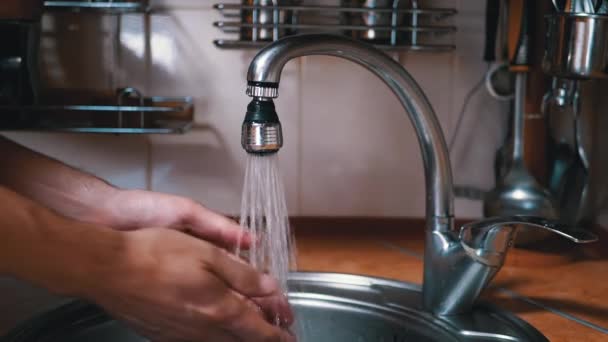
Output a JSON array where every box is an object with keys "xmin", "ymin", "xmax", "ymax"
[{"xmin": 6, "ymin": 0, "xmax": 508, "ymax": 219}]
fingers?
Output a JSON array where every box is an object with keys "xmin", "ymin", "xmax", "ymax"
[
  {"xmin": 252, "ymin": 295, "xmax": 295, "ymax": 328},
  {"xmin": 205, "ymin": 248, "xmax": 280, "ymax": 297},
  {"xmin": 182, "ymin": 201, "xmax": 252, "ymax": 250},
  {"xmin": 223, "ymin": 292, "xmax": 296, "ymax": 342},
  {"xmin": 202, "ymin": 247, "xmax": 293, "ymax": 325},
  {"xmin": 117, "ymin": 189, "xmax": 252, "ymax": 250}
]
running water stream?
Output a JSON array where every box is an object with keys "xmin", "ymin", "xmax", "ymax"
[{"xmin": 237, "ymin": 153, "xmax": 296, "ymax": 315}]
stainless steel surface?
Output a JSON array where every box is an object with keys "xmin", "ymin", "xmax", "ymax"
[
  {"xmin": 213, "ymin": 2, "xmax": 457, "ymax": 52},
  {"xmin": 485, "ymin": 62, "xmax": 514, "ymax": 100},
  {"xmin": 215, "ymin": 3, "xmax": 457, "ymax": 15},
  {"xmin": 575, "ymin": 93, "xmax": 591, "ymax": 170},
  {"xmin": 247, "ymin": 84, "xmax": 279, "ymax": 98},
  {"xmin": 544, "ymin": 78, "xmax": 590, "ymax": 226},
  {"xmin": 0, "ymin": 272, "xmax": 551, "ymax": 342},
  {"xmin": 214, "ymin": 38, "xmax": 456, "ymax": 51},
  {"xmin": 241, "ymin": 34, "xmax": 596, "ymax": 315},
  {"xmin": 460, "ymin": 216, "xmax": 596, "ymax": 266},
  {"xmin": 0, "ymin": 95, "xmax": 194, "ymax": 134},
  {"xmin": 341, "ymin": 0, "xmax": 407, "ymax": 43},
  {"xmin": 241, "ymin": 121, "xmax": 283, "ymax": 153},
  {"xmin": 583, "ymin": 77, "xmax": 608, "ymax": 223},
  {"xmin": 0, "ymin": 21, "xmax": 41, "ymax": 106},
  {"xmin": 553, "ymin": 0, "xmax": 602, "ymax": 13},
  {"xmin": 240, "ymin": 0, "xmax": 295, "ymax": 42},
  {"xmin": 435, "ymin": 216, "xmax": 596, "ymax": 315},
  {"xmin": 542, "ymin": 10, "xmax": 608, "ymax": 226},
  {"xmin": 544, "ymin": 77, "xmax": 608, "ymax": 227},
  {"xmin": 545, "ymin": 78, "xmax": 580, "ymax": 152},
  {"xmin": 484, "ymin": 74, "xmax": 557, "ymax": 230},
  {"xmin": 542, "ymin": 9, "xmax": 608, "ymax": 226},
  {"xmin": 543, "ymin": 13, "xmax": 608, "ymax": 79},
  {"xmin": 215, "ymin": 22, "xmax": 457, "ymax": 33},
  {"xmin": 598, "ymin": 0, "xmax": 608, "ymax": 13},
  {"xmin": 116, "ymin": 87, "xmax": 144, "ymax": 129},
  {"xmin": 43, "ymin": 1, "xmax": 147, "ymax": 12}
]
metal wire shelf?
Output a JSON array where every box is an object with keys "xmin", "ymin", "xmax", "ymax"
[
  {"xmin": 213, "ymin": 1, "xmax": 457, "ymax": 51},
  {"xmin": 0, "ymin": 89, "xmax": 193, "ymax": 134},
  {"xmin": 215, "ymin": 4, "xmax": 457, "ymax": 16},
  {"xmin": 43, "ymin": 1, "xmax": 148, "ymax": 12}
]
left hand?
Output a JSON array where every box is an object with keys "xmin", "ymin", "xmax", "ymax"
[{"xmin": 93, "ymin": 189, "xmax": 250, "ymax": 250}]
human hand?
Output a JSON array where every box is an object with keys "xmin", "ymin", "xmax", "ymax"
[
  {"xmin": 95, "ymin": 189, "xmax": 250, "ymax": 250},
  {"xmin": 87, "ymin": 228, "xmax": 294, "ymax": 342}
]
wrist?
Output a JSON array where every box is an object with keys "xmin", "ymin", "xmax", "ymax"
[
  {"xmin": 81, "ymin": 184, "xmax": 122, "ymax": 225},
  {"xmin": 55, "ymin": 223, "xmax": 129, "ymax": 299}
]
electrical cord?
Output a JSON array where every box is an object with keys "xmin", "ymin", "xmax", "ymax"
[{"xmin": 448, "ymin": 63, "xmax": 491, "ymax": 153}]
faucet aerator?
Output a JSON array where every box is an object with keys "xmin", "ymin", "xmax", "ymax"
[
  {"xmin": 241, "ymin": 121, "xmax": 283, "ymax": 154},
  {"xmin": 241, "ymin": 96, "xmax": 283, "ymax": 154}
]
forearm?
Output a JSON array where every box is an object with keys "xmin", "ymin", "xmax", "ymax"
[
  {"xmin": 0, "ymin": 136, "xmax": 119, "ymax": 224},
  {"xmin": 0, "ymin": 186, "xmax": 125, "ymax": 298}
]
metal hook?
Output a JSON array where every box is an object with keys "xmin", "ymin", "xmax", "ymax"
[
  {"xmin": 252, "ymin": 0, "xmax": 260, "ymax": 42},
  {"xmin": 272, "ymin": 0, "xmax": 279, "ymax": 41},
  {"xmin": 390, "ymin": 0, "xmax": 401, "ymax": 46},
  {"xmin": 410, "ymin": 0, "xmax": 418, "ymax": 46},
  {"xmin": 116, "ymin": 87, "xmax": 145, "ymax": 129}
]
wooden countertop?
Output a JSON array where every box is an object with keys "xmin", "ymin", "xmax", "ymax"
[
  {"xmin": 0, "ymin": 217, "xmax": 605, "ymax": 341},
  {"xmin": 292, "ymin": 218, "xmax": 608, "ymax": 342}
]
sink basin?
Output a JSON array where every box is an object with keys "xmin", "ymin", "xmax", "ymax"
[{"xmin": 0, "ymin": 272, "xmax": 547, "ymax": 342}]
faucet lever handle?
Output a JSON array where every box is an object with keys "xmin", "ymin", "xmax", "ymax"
[{"xmin": 459, "ymin": 216, "xmax": 598, "ymax": 267}]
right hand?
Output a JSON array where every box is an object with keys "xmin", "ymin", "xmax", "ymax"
[{"xmin": 87, "ymin": 228, "xmax": 295, "ymax": 342}]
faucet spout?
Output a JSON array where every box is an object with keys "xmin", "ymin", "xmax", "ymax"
[{"xmin": 246, "ymin": 34, "xmax": 454, "ymax": 224}]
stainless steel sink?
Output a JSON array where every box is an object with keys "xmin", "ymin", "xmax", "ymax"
[{"xmin": 1, "ymin": 272, "xmax": 547, "ymax": 342}]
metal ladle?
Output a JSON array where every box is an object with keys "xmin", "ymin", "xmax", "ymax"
[{"xmin": 484, "ymin": 74, "xmax": 558, "ymax": 243}]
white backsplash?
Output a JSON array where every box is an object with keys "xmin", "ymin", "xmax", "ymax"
[{"xmin": 6, "ymin": 0, "xmax": 507, "ymax": 219}]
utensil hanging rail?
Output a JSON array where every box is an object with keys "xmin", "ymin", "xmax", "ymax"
[
  {"xmin": 43, "ymin": 1, "xmax": 148, "ymax": 12},
  {"xmin": 213, "ymin": 1, "xmax": 457, "ymax": 52}
]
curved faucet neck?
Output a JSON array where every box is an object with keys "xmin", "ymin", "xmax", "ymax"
[
  {"xmin": 247, "ymin": 34, "xmax": 455, "ymax": 314},
  {"xmin": 248, "ymin": 34, "xmax": 455, "ymax": 223}
]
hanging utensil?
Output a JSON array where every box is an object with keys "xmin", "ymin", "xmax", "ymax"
[
  {"xmin": 545, "ymin": 78, "xmax": 579, "ymax": 154},
  {"xmin": 484, "ymin": 0, "xmax": 557, "ymax": 244},
  {"xmin": 485, "ymin": 0, "xmax": 514, "ymax": 101},
  {"xmin": 545, "ymin": 78, "xmax": 589, "ymax": 226}
]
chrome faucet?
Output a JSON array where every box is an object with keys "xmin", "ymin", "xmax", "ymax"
[{"xmin": 240, "ymin": 34, "xmax": 598, "ymax": 316}]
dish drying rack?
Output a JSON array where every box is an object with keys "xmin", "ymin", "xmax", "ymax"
[
  {"xmin": 0, "ymin": 88, "xmax": 193, "ymax": 134},
  {"xmin": 43, "ymin": 0, "xmax": 148, "ymax": 12},
  {"xmin": 213, "ymin": 1, "xmax": 457, "ymax": 51},
  {"xmin": 20, "ymin": 2, "xmax": 194, "ymax": 134}
]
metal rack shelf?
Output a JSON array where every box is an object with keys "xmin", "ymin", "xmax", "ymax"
[
  {"xmin": 213, "ymin": 39, "xmax": 454, "ymax": 52},
  {"xmin": 215, "ymin": 4, "xmax": 457, "ymax": 17},
  {"xmin": 213, "ymin": 1, "xmax": 457, "ymax": 52},
  {"xmin": 43, "ymin": 1, "xmax": 148, "ymax": 12},
  {"xmin": 0, "ymin": 89, "xmax": 193, "ymax": 134}
]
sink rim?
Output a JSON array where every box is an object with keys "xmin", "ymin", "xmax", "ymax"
[
  {"xmin": 0, "ymin": 272, "xmax": 548, "ymax": 342},
  {"xmin": 289, "ymin": 272, "xmax": 548, "ymax": 341}
]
